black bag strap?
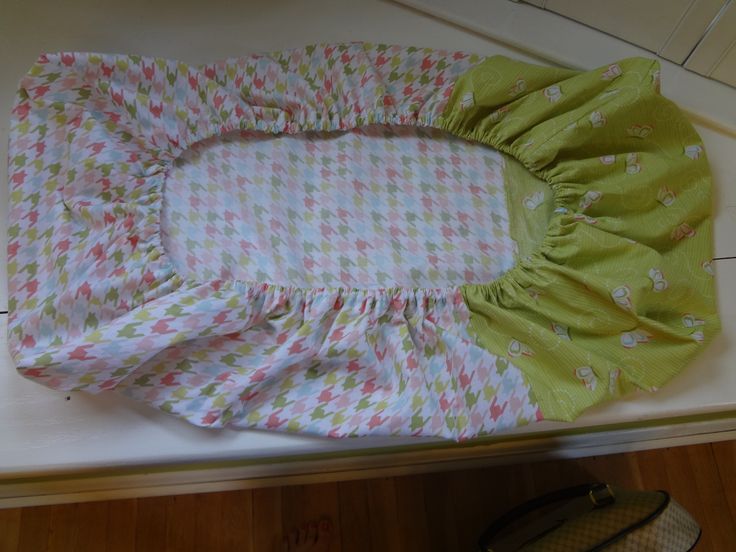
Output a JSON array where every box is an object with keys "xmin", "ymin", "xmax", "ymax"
[{"xmin": 477, "ymin": 483, "xmax": 614, "ymax": 552}]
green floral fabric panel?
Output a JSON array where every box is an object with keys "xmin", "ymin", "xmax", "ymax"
[
  {"xmin": 441, "ymin": 56, "xmax": 720, "ymax": 422},
  {"xmin": 502, "ymin": 152, "xmax": 553, "ymax": 261}
]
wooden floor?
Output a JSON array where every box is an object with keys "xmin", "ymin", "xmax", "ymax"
[{"xmin": 1, "ymin": 441, "xmax": 735, "ymax": 552}]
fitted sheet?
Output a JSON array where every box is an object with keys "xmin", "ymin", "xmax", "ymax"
[{"xmin": 6, "ymin": 44, "xmax": 719, "ymax": 440}]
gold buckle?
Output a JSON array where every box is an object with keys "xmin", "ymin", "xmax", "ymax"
[{"xmin": 589, "ymin": 484, "xmax": 615, "ymax": 507}]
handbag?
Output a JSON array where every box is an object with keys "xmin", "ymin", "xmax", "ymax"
[{"xmin": 478, "ymin": 483, "xmax": 701, "ymax": 551}]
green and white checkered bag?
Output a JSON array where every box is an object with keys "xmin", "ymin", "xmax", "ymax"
[{"xmin": 478, "ymin": 483, "xmax": 701, "ymax": 551}]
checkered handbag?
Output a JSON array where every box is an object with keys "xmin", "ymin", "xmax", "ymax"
[{"xmin": 478, "ymin": 483, "xmax": 701, "ymax": 551}]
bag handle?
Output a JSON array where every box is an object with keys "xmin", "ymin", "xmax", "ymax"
[{"xmin": 477, "ymin": 483, "xmax": 614, "ymax": 552}]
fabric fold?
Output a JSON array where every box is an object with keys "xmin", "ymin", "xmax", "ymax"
[
  {"xmin": 444, "ymin": 56, "xmax": 718, "ymax": 421},
  {"xmin": 7, "ymin": 44, "xmax": 718, "ymax": 439}
]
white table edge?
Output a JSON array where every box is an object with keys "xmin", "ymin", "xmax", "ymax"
[{"xmin": 2, "ymin": 410, "xmax": 735, "ymax": 508}]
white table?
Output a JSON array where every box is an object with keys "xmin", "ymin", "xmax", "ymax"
[{"xmin": 1, "ymin": 0, "xmax": 735, "ymax": 508}]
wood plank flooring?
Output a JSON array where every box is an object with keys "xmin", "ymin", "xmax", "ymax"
[{"xmin": 1, "ymin": 441, "xmax": 735, "ymax": 552}]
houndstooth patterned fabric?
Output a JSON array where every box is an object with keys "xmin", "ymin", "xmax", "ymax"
[
  {"xmin": 162, "ymin": 124, "xmax": 515, "ymax": 288},
  {"xmin": 6, "ymin": 43, "xmax": 540, "ymax": 438}
]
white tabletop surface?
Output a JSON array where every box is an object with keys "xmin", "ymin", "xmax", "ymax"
[{"xmin": 1, "ymin": 0, "xmax": 735, "ymax": 477}]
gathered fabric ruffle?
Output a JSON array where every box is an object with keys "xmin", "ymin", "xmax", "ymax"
[
  {"xmin": 442, "ymin": 56, "xmax": 719, "ymax": 421},
  {"xmin": 6, "ymin": 43, "xmax": 718, "ymax": 439},
  {"xmin": 115, "ymin": 284, "xmax": 539, "ymax": 439},
  {"xmin": 7, "ymin": 44, "xmax": 540, "ymax": 439}
]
